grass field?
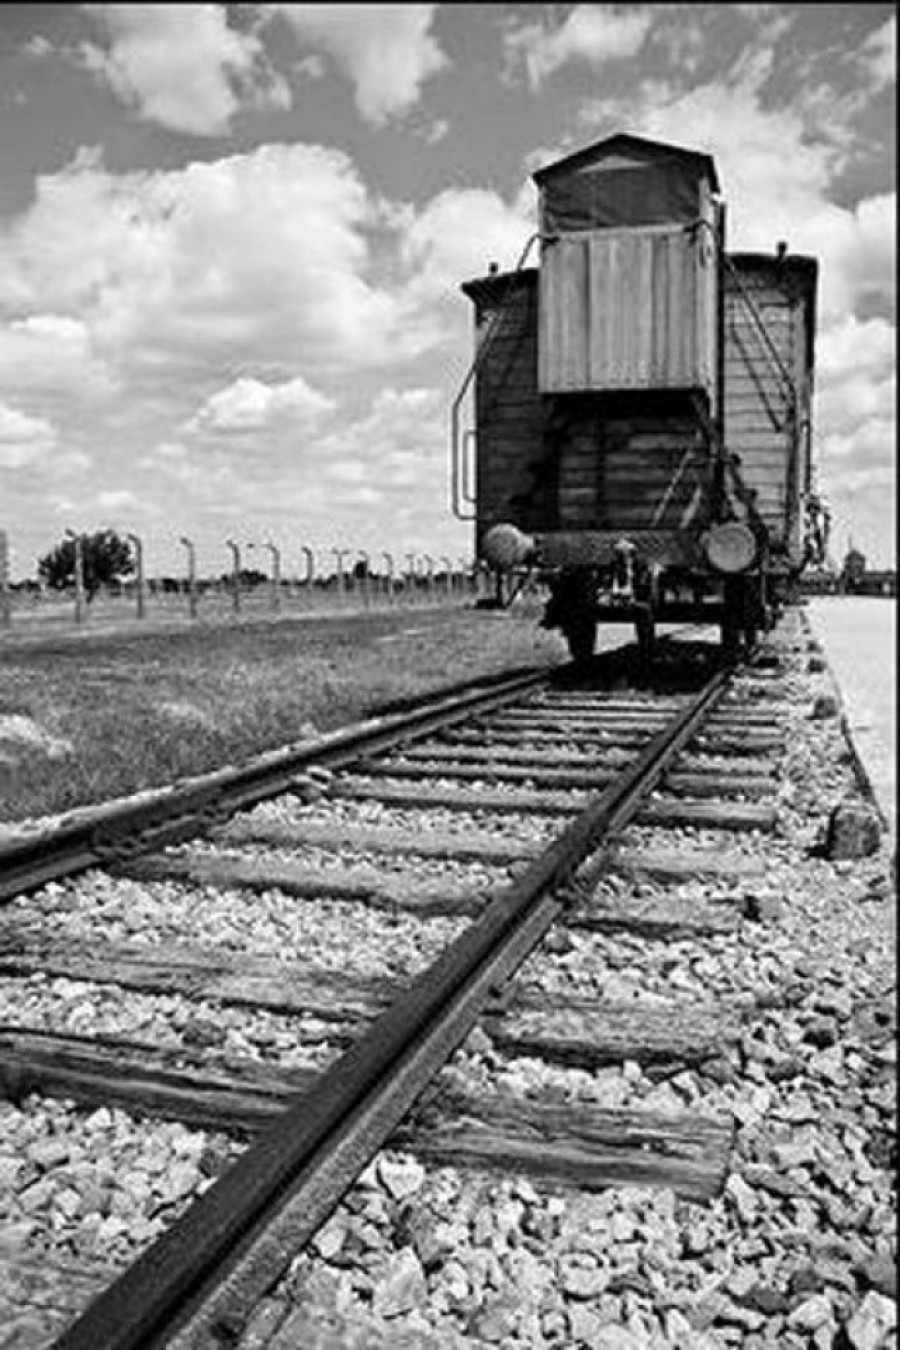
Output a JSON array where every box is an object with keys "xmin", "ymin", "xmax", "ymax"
[{"xmin": 0, "ymin": 601, "xmax": 569, "ymax": 823}]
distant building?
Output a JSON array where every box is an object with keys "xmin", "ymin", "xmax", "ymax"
[
  {"xmin": 835, "ymin": 546, "xmax": 896, "ymax": 596},
  {"xmin": 800, "ymin": 568, "xmax": 839, "ymax": 595},
  {"xmin": 840, "ymin": 547, "xmax": 867, "ymax": 593},
  {"xmin": 859, "ymin": 570, "xmax": 897, "ymax": 597}
]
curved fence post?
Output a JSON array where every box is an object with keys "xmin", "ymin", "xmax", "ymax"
[
  {"xmin": 422, "ymin": 553, "xmax": 435, "ymax": 603},
  {"xmin": 225, "ymin": 539, "xmax": 241, "ymax": 614},
  {"xmin": 126, "ymin": 532, "xmax": 145, "ymax": 620},
  {"xmin": 266, "ymin": 542, "xmax": 281, "ymax": 613},
  {"xmin": 179, "ymin": 536, "xmax": 198, "ymax": 618},
  {"xmin": 356, "ymin": 551, "xmax": 370, "ymax": 608},
  {"xmin": 381, "ymin": 551, "xmax": 394, "ymax": 605},
  {"xmin": 299, "ymin": 546, "xmax": 315, "ymax": 606},
  {"xmin": 65, "ymin": 529, "xmax": 85, "ymax": 624},
  {"xmin": 457, "ymin": 555, "xmax": 469, "ymax": 600},
  {"xmin": 332, "ymin": 548, "xmax": 348, "ymax": 606}
]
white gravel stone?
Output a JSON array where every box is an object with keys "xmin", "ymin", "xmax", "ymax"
[{"xmin": 845, "ymin": 1291, "xmax": 897, "ymax": 1349}]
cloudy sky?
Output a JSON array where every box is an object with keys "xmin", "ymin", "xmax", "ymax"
[{"xmin": 0, "ymin": 3, "xmax": 895, "ymax": 580}]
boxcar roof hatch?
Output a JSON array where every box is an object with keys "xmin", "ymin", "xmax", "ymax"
[{"xmin": 533, "ymin": 132, "xmax": 720, "ymax": 233}]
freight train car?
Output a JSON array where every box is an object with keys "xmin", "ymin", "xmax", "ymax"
[{"xmin": 451, "ymin": 132, "xmax": 826, "ymax": 659}]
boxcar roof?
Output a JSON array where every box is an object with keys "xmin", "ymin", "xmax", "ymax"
[
  {"xmin": 460, "ymin": 267, "xmax": 538, "ymax": 305},
  {"xmin": 532, "ymin": 132, "xmax": 720, "ymax": 193}
]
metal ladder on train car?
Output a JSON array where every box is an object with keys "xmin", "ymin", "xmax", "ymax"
[{"xmin": 450, "ymin": 233, "xmax": 540, "ymax": 520}]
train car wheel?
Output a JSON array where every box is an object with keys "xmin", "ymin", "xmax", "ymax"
[{"xmin": 565, "ymin": 616, "xmax": 597, "ymax": 664}]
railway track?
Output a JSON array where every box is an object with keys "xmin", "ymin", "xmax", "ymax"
[{"xmin": 0, "ymin": 617, "xmax": 893, "ymax": 1348}]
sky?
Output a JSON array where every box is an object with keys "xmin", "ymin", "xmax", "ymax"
[{"xmin": 0, "ymin": 2, "xmax": 895, "ymax": 581}]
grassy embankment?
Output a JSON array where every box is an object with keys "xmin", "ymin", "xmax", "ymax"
[{"xmin": 0, "ymin": 604, "xmax": 567, "ymax": 823}]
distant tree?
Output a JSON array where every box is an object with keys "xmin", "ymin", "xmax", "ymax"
[
  {"xmin": 37, "ymin": 529, "xmax": 134, "ymax": 602},
  {"xmin": 238, "ymin": 568, "xmax": 267, "ymax": 588},
  {"xmin": 218, "ymin": 568, "xmax": 268, "ymax": 589}
]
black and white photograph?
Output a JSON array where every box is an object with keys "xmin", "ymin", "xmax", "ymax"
[{"xmin": 0, "ymin": 5, "xmax": 895, "ymax": 1347}]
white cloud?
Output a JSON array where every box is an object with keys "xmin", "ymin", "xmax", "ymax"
[
  {"xmin": 269, "ymin": 3, "xmax": 447, "ymax": 126},
  {"xmin": 96, "ymin": 488, "xmax": 141, "ymax": 512},
  {"xmin": 817, "ymin": 315, "xmax": 895, "ymax": 385},
  {"xmin": 399, "ymin": 187, "xmax": 535, "ymax": 306},
  {"xmin": 185, "ymin": 374, "xmax": 336, "ymax": 435},
  {"xmin": 0, "ymin": 313, "xmax": 118, "ymax": 400},
  {"xmin": 815, "ymin": 318, "xmax": 895, "ymax": 489},
  {"xmin": 814, "ymin": 194, "xmax": 896, "ymax": 320},
  {"xmin": 0, "ymin": 402, "xmax": 58, "ymax": 468},
  {"xmin": 0, "ymin": 143, "xmax": 420, "ymax": 384},
  {"xmin": 237, "ymin": 385, "xmax": 454, "ymax": 548},
  {"xmin": 505, "ymin": 5, "xmax": 654, "ymax": 87},
  {"xmin": 23, "ymin": 35, "xmax": 55, "ymax": 59},
  {"xmin": 0, "ymin": 139, "xmax": 522, "ymax": 572},
  {"xmin": 80, "ymin": 4, "xmax": 289, "ymax": 136},
  {"xmin": 421, "ymin": 118, "xmax": 449, "ymax": 145},
  {"xmin": 860, "ymin": 14, "xmax": 896, "ymax": 92}
]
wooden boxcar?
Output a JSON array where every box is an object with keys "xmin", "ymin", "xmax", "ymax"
[{"xmin": 451, "ymin": 132, "xmax": 824, "ymax": 658}]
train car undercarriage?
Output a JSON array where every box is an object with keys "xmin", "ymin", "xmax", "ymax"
[
  {"xmin": 481, "ymin": 522, "xmax": 789, "ymax": 662},
  {"xmin": 541, "ymin": 566, "xmax": 772, "ymax": 662}
]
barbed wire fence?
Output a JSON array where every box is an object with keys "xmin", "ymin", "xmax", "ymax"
[{"xmin": 0, "ymin": 530, "xmax": 503, "ymax": 631}]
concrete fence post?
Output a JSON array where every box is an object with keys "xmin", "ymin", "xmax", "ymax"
[
  {"xmin": 179, "ymin": 536, "xmax": 198, "ymax": 618},
  {"xmin": 126, "ymin": 532, "xmax": 145, "ymax": 619},
  {"xmin": 332, "ymin": 549, "xmax": 348, "ymax": 605},
  {"xmin": 299, "ymin": 546, "xmax": 315, "ymax": 605},
  {"xmin": 440, "ymin": 555, "xmax": 453, "ymax": 602},
  {"xmin": 65, "ymin": 529, "xmax": 85, "ymax": 624},
  {"xmin": 357, "ymin": 551, "xmax": 370, "ymax": 608},
  {"xmin": 381, "ymin": 552, "xmax": 394, "ymax": 605},
  {"xmin": 405, "ymin": 553, "xmax": 417, "ymax": 606},
  {"xmin": 266, "ymin": 542, "xmax": 281, "ymax": 613},
  {"xmin": 226, "ymin": 539, "xmax": 241, "ymax": 614}
]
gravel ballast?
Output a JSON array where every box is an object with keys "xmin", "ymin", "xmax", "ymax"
[
  {"xmin": 0, "ymin": 611, "xmax": 894, "ymax": 1348},
  {"xmin": 224, "ymin": 616, "xmax": 895, "ymax": 1349}
]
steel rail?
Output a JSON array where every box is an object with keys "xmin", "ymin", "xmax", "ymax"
[
  {"xmin": 0, "ymin": 667, "xmax": 552, "ymax": 904},
  {"xmin": 53, "ymin": 661, "xmax": 734, "ymax": 1350}
]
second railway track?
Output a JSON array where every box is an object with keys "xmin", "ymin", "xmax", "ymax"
[{"xmin": 0, "ymin": 618, "xmax": 892, "ymax": 1348}]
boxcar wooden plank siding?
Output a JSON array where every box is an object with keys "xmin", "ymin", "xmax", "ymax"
[
  {"xmin": 466, "ymin": 243, "xmax": 814, "ymax": 559},
  {"xmin": 722, "ymin": 254, "xmax": 814, "ymax": 553},
  {"xmin": 539, "ymin": 228, "xmax": 715, "ymax": 397}
]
